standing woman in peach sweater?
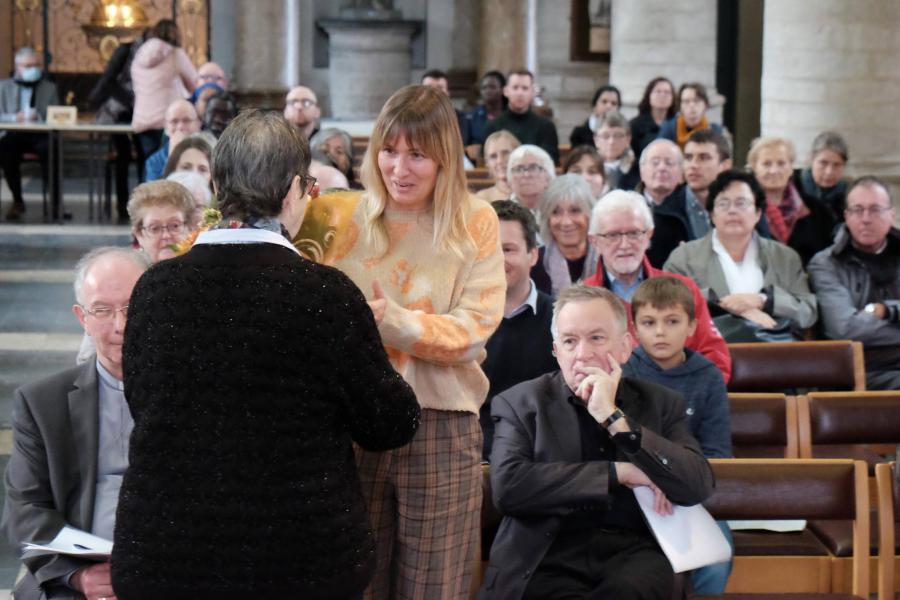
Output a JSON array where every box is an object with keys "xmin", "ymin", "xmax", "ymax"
[{"xmin": 332, "ymin": 85, "xmax": 505, "ymax": 600}]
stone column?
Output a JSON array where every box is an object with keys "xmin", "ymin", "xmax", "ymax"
[
  {"xmin": 478, "ymin": 0, "xmax": 527, "ymax": 76},
  {"xmin": 319, "ymin": 20, "xmax": 420, "ymax": 119},
  {"xmin": 231, "ymin": 0, "xmax": 298, "ymax": 109},
  {"xmin": 761, "ymin": 0, "xmax": 900, "ymax": 192},
  {"xmin": 609, "ymin": 0, "xmax": 720, "ymax": 119}
]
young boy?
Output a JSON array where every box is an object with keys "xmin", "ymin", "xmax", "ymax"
[{"xmin": 623, "ymin": 275, "xmax": 732, "ymax": 595}]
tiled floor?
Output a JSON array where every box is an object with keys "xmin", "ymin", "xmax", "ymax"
[{"xmin": 0, "ymin": 176, "xmax": 131, "ymax": 591}]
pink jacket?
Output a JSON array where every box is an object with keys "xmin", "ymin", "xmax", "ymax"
[{"xmin": 130, "ymin": 38, "xmax": 197, "ymax": 132}]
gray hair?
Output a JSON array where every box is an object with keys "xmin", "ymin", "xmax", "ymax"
[
  {"xmin": 14, "ymin": 47, "xmax": 38, "ymax": 63},
  {"xmin": 589, "ymin": 189, "xmax": 654, "ymax": 235},
  {"xmin": 597, "ymin": 110, "xmax": 631, "ymax": 136},
  {"xmin": 507, "ymin": 144, "xmax": 556, "ymax": 183},
  {"xmin": 811, "ymin": 131, "xmax": 849, "ymax": 163},
  {"xmin": 73, "ymin": 247, "xmax": 151, "ymax": 304},
  {"xmin": 166, "ymin": 170, "xmax": 213, "ymax": 207},
  {"xmin": 639, "ymin": 138, "xmax": 683, "ymax": 167},
  {"xmin": 538, "ymin": 174, "xmax": 594, "ymax": 243},
  {"xmin": 550, "ymin": 284, "xmax": 628, "ymax": 340},
  {"xmin": 310, "ymin": 127, "xmax": 353, "ymax": 159}
]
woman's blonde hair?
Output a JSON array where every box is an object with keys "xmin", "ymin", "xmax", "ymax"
[
  {"xmin": 360, "ymin": 84, "xmax": 471, "ymax": 257},
  {"xmin": 747, "ymin": 136, "xmax": 796, "ymax": 168},
  {"xmin": 127, "ymin": 180, "xmax": 196, "ymax": 230}
]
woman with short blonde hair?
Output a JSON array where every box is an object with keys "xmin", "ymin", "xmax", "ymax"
[{"xmin": 332, "ymin": 84, "xmax": 505, "ymax": 600}]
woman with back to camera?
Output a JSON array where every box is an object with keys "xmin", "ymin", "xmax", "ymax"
[
  {"xmin": 111, "ymin": 109, "xmax": 420, "ymax": 600},
  {"xmin": 630, "ymin": 76, "xmax": 677, "ymax": 159},
  {"xmin": 331, "ymin": 84, "xmax": 505, "ymax": 600}
]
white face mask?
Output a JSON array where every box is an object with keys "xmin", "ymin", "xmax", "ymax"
[{"xmin": 20, "ymin": 66, "xmax": 41, "ymax": 82}]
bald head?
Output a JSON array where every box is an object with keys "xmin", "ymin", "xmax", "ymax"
[
  {"xmin": 197, "ymin": 61, "xmax": 227, "ymax": 89},
  {"xmin": 164, "ymin": 100, "xmax": 200, "ymax": 137}
]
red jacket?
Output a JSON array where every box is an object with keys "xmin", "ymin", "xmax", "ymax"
[{"xmin": 583, "ymin": 256, "xmax": 732, "ymax": 382}]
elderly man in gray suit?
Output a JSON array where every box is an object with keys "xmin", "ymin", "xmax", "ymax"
[
  {"xmin": 3, "ymin": 247, "xmax": 149, "ymax": 600},
  {"xmin": 478, "ymin": 284, "xmax": 713, "ymax": 600},
  {"xmin": 0, "ymin": 46, "xmax": 59, "ymax": 220}
]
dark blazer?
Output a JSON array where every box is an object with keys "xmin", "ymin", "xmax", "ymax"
[
  {"xmin": 478, "ymin": 371, "xmax": 713, "ymax": 600},
  {"xmin": 3, "ymin": 360, "xmax": 102, "ymax": 600}
]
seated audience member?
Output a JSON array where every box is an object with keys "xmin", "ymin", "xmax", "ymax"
[
  {"xmin": 809, "ymin": 176, "xmax": 900, "ymax": 390},
  {"xmin": 129, "ymin": 180, "xmax": 196, "ymax": 262},
  {"xmin": 201, "ymin": 90, "xmax": 238, "ymax": 138},
  {"xmin": 309, "ymin": 159, "xmax": 349, "ymax": 191},
  {"xmin": 162, "ymin": 133, "xmax": 214, "ymax": 186},
  {"xmin": 478, "ymin": 284, "xmax": 713, "ymax": 600},
  {"xmin": 484, "ymin": 69, "xmax": 559, "ymax": 164},
  {"xmin": 191, "ymin": 81, "xmax": 224, "ymax": 119},
  {"xmin": 166, "ymin": 170, "xmax": 213, "ymax": 223},
  {"xmin": 143, "ymin": 99, "xmax": 200, "ymax": 182},
  {"xmin": 623, "ymin": 276, "xmax": 733, "ymax": 594},
  {"xmin": 195, "ymin": 61, "xmax": 228, "ymax": 90},
  {"xmin": 480, "ymin": 200, "xmax": 557, "ymax": 460},
  {"xmin": 507, "ymin": 144, "xmax": 555, "ymax": 215},
  {"xmin": 0, "ymin": 46, "xmax": 60, "ymax": 220},
  {"xmin": 639, "ymin": 139, "xmax": 707, "ymax": 266},
  {"xmin": 476, "ymin": 130, "xmax": 520, "ymax": 202},
  {"xmin": 422, "ymin": 69, "xmax": 472, "ymax": 147},
  {"xmin": 748, "ymin": 136, "xmax": 838, "ymax": 265},
  {"xmin": 531, "ymin": 175, "xmax": 598, "ymax": 297},
  {"xmin": 563, "ymin": 145, "xmax": 606, "ymax": 200},
  {"xmin": 684, "ymin": 128, "xmax": 732, "ymax": 213},
  {"xmin": 309, "ymin": 127, "xmax": 358, "ymax": 188},
  {"xmin": 594, "ymin": 111, "xmax": 640, "ymax": 191},
  {"xmin": 3, "ymin": 247, "xmax": 151, "ymax": 600},
  {"xmin": 569, "ymin": 84, "xmax": 621, "ymax": 148},
  {"xmin": 469, "ymin": 70, "xmax": 506, "ymax": 148},
  {"xmin": 629, "ymin": 76, "xmax": 677, "ymax": 160},
  {"xmin": 665, "ymin": 169, "xmax": 817, "ymax": 339},
  {"xmin": 795, "ymin": 130, "xmax": 849, "ymax": 222},
  {"xmin": 584, "ymin": 190, "xmax": 732, "ymax": 380},
  {"xmin": 659, "ymin": 82, "xmax": 723, "ymax": 150},
  {"xmin": 283, "ymin": 85, "xmax": 320, "ymax": 140}
]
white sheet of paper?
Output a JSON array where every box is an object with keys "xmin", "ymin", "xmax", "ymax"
[
  {"xmin": 22, "ymin": 526, "xmax": 113, "ymax": 559},
  {"xmin": 726, "ymin": 519, "xmax": 806, "ymax": 532},
  {"xmin": 633, "ymin": 486, "xmax": 732, "ymax": 573}
]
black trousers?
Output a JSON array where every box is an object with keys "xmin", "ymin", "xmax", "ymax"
[
  {"xmin": 0, "ymin": 131, "xmax": 56, "ymax": 207},
  {"xmin": 523, "ymin": 527, "xmax": 674, "ymax": 600}
]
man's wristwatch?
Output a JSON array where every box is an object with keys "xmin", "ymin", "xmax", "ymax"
[
  {"xmin": 603, "ymin": 408, "xmax": 625, "ymax": 428},
  {"xmin": 864, "ymin": 303, "xmax": 877, "ymax": 315}
]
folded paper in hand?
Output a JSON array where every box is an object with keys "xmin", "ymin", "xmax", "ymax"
[
  {"xmin": 22, "ymin": 526, "xmax": 112, "ymax": 559},
  {"xmin": 633, "ymin": 486, "xmax": 732, "ymax": 573}
]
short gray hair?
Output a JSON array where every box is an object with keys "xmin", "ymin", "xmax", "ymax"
[
  {"xmin": 639, "ymin": 138, "xmax": 683, "ymax": 167},
  {"xmin": 507, "ymin": 144, "xmax": 556, "ymax": 183},
  {"xmin": 310, "ymin": 127, "xmax": 353, "ymax": 159},
  {"xmin": 811, "ymin": 131, "xmax": 849, "ymax": 163},
  {"xmin": 551, "ymin": 284, "xmax": 628, "ymax": 340},
  {"xmin": 14, "ymin": 47, "xmax": 38, "ymax": 64},
  {"xmin": 538, "ymin": 174, "xmax": 594, "ymax": 243},
  {"xmin": 597, "ymin": 111, "xmax": 631, "ymax": 135},
  {"xmin": 73, "ymin": 247, "xmax": 151, "ymax": 304},
  {"xmin": 589, "ymin": 189, "xmax": 654, "ymax": 235}
]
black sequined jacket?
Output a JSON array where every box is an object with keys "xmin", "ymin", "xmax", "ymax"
[{"xmin": 112, "ymin": 241, "xmax": 420, "ymax": 600}]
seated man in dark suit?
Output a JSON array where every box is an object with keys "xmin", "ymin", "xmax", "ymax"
[
  {"xmin": 478, "ymin": 284, "xmax": 713, "ymax": 600},
  {"xmin": 480, "ymin": 200, "xmax": 557, "ymax": 460},
  {"xmin": 3, "ymin": 246, "xmax": 150, "ymax": 600}
]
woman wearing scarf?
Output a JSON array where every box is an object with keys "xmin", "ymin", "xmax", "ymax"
[
  {"xmin": 748, "ymin": 136, "xmax": 838, "ymax": 265},
  {"xmin": 793, "ymin": 130, "xmax": 849, "ymax": 223},
  {"xmin": 658, "ymin": 82, "xmax": 722, "ymax": 150},
  {"xmin": 531, "ymin": 174, "xmax": 599, "ymax": 297}
]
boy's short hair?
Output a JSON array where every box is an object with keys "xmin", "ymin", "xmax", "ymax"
[{"xmin": 631, "ymin": 277, "xmax": 695, "ymax": 321}]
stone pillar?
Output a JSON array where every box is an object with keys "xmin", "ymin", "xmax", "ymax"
[
  {"xmin": 319, "ymin": 20, "xmax": 420, "ymax": 119},
  {"xmin": 231, "ymin": 0, "xmax": 298, "ymax": 108},
  {"xmin": 478, "ymin": 0, "xmax": 527, "ymax": 76},
  {"xmin": 761, "ymin": 0, "xmax": 900, "ymax": 193},
  {"xmin": 609, "ymin": 0, "xmax": 720, "ymax": 119}
]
